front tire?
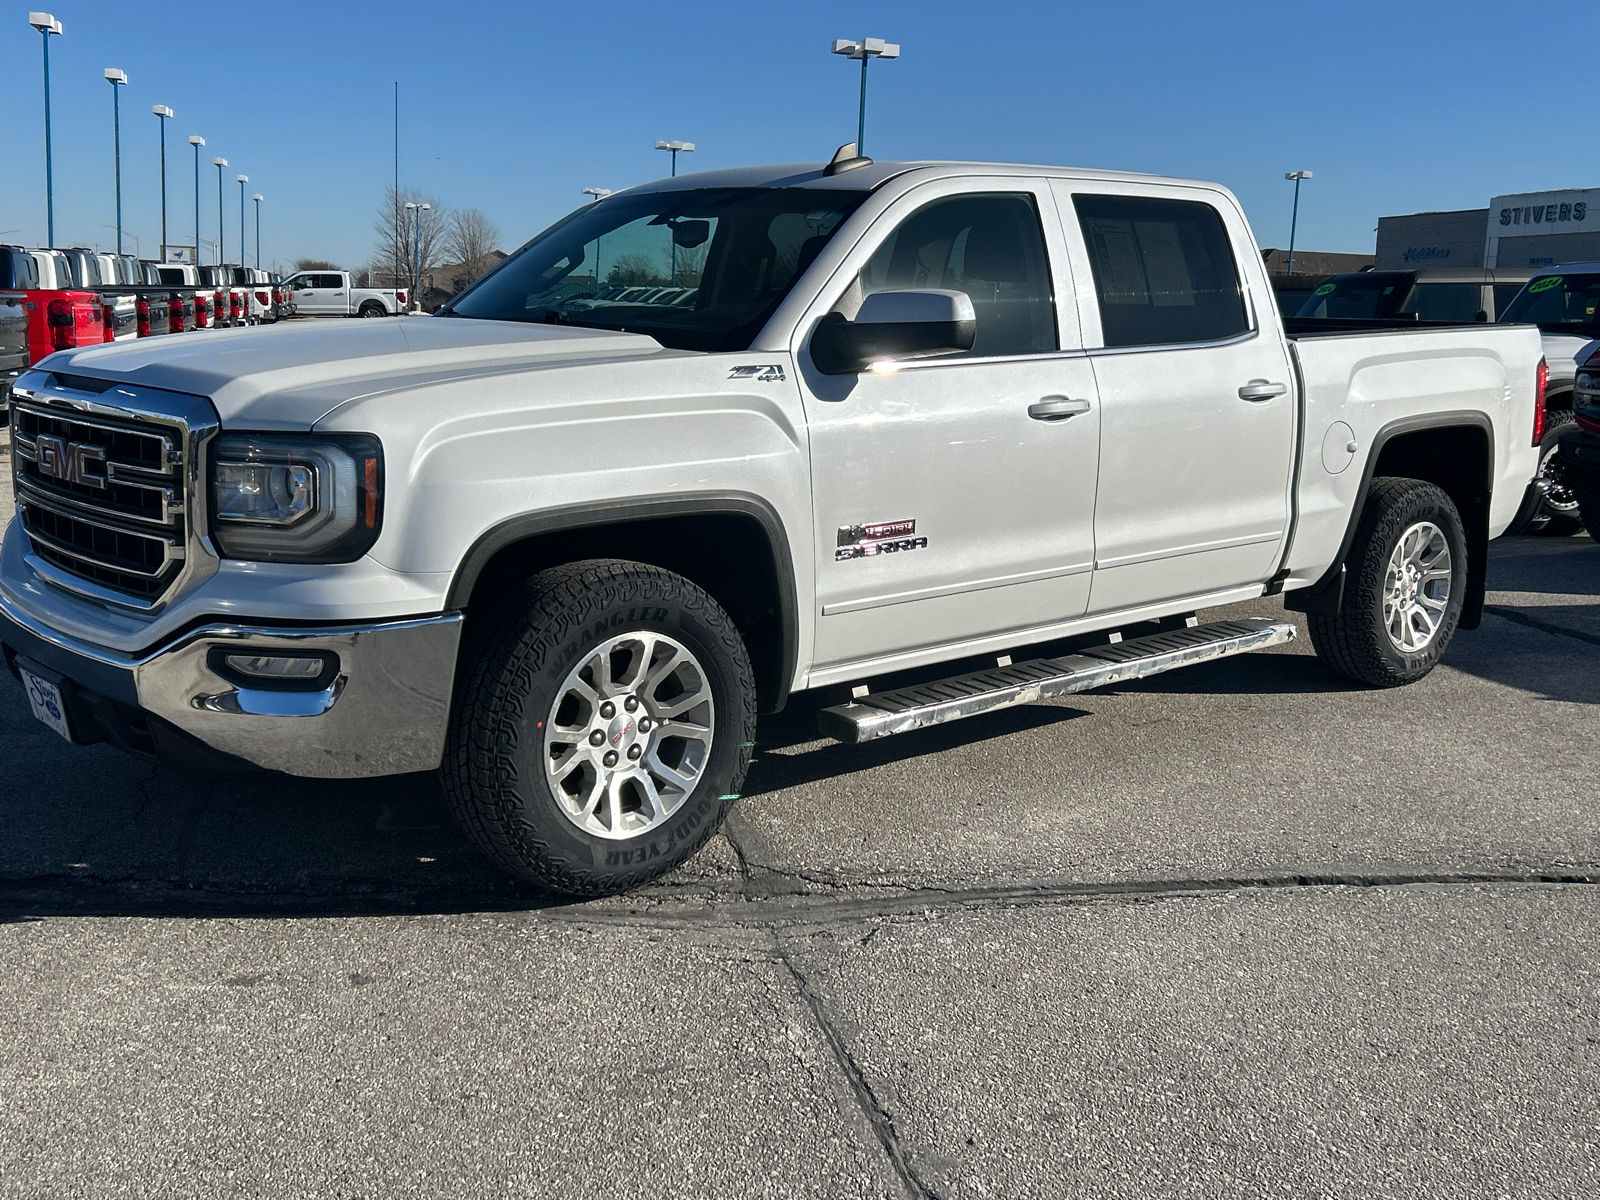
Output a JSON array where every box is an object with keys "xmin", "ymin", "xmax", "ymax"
[
  {"xmin": 1309, "ymin": 478, "xmax": 1467, "ymax": 688},
  {"xmin": 1510, "ymin": 412, "xmax": 1583, "ymax": 535},
  {"xmin": 441, "ymin": 560, "xmax": 757, "ymax": 897}
]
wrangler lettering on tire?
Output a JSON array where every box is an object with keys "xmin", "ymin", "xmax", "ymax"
[{"xmin": 441, "ymin": 560, "xmax": 757, "ymax": 896}]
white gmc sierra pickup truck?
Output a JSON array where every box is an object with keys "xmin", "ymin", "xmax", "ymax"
[{"xmin": 1, "ymin": 156, "xmax": 1544, "ymax": 896}]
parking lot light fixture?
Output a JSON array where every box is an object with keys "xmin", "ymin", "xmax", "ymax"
[
  {"xmin": 213, "ymin": 157, "xmax": 227, "ymax": 265},
  {"xmin": 252, "ymin": 194, "xmax": 262, "ymax": 268},
  {"xmin": 189, "ymin": 136, "xmax": 205, "ymax": 266},
  {"xmin": 1285, "ymin": 170, "xmax": 1312, "ymax": 275},
  {"xmin": 830, "ymin": 37, "xmax": 899, "ymax": 156},
  {"xmin": 30, "ymin": 12, "xmax": 63, "ymax": 245},
  {"xmin": 237, "ymin": 175, "xmax": 248, "ymax": 274},
  {"xmin": 653, "ymin": 140, "xmax": 694, "ymax": 177},
  {"xmin": 105, "ymin": 69, "xmax": 127, "ymax": 254},
  {"xmin": 153, "ymin": 106, "xmax": 173, "ymax": 261}
]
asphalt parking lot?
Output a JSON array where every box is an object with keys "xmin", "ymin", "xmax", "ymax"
[{"xmin": 1, "ymin": 430, "xmax": 1597, "ymax": 1199}]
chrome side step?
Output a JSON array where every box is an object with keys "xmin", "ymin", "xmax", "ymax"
[{"xmin": 817, "ymin": 618, "xmax": 1297, "ymax": 744}]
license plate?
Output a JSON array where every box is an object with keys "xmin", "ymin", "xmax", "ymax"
[{"xmin": 20, "ymin": 667, "xmax": 73, "ymax": 741}]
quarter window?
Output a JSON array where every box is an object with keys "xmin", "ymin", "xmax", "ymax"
[
  {"xmin": 852, "ymin": 193, "xmax": 1057, "ymax": 358},
  {"xmin": 1074, "ymin": 194, "xmax": 1248, "ymax": 348}
]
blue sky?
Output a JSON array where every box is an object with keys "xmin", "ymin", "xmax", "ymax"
[{"xmin": 0, "ymin": 0, "xmax": 1591, "ymax": 271}]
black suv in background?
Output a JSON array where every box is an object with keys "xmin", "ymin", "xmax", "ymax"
[{"xmin": 1561, "ymin": 355, "xmax": 1600, "ymax": 536}]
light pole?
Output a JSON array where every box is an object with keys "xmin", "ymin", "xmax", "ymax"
[
  {"xmin": 153, "ymin": 106, "xmax": 173, "ymax": 261},
  {"xmin": 30, "ymin": 13, "xmax": 63, "ymax": 246},
  {"xmin": 404, "ymin": 201, "xmax": 416, "ymax": 296},
  {"xmin": 105, "ymin": 69, "xmax": 127, "ymax": 253},
  {"xmin": 653, "ymin": 140, "xmax": 694, "ymax": 177},
  {"xmin": 414, "ymin": 202, "xmax": 430, "ymax": 310},
  {"xmin": 583, "ymin": 190, "xmax": 610, "ymax": 296},
  {"xmin": 830, "ymin": 37, "xmax": 899, "ymax": 157},
  {"xmin": 236, "ymin": 175, "xmax": 248, "ymax": 270},
  {"xmin": 189, "ymin": 136, "xmax": 205, "ymax": 265},
  {"xmin": 252, "ymin": 194, "xmax": 262, "ymax": 268},
  {"xmin": 213, "ymin": 157, "xmax": 228, "ymax": 265},
  {"xmin": 1284, "ymin": 170, "xmax": 1312, "ymax": 275}
]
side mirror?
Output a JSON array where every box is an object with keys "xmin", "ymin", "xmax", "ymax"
[{"xmin": 810, "ymin": 288, "xmax": 976, "ymax": 375}]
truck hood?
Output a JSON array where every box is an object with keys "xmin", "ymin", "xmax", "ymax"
[{"xmin": 31, "ymin": 317, "xmax": 676, "ymax": 428}]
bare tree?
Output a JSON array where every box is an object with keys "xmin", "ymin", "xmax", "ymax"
[
  {"xmin": 372, "ymin": 186, "xmax": 447, "ymax": 299},
  {"xmin": 294, "ymin": 257, "xmax": 340, "ymax": 270},
  {"xmin": 445, "ymin": 207, "xmax": 502, "ymax": 292}
]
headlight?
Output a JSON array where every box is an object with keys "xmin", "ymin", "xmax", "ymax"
[
  {"xmin": 209, "ymin": 433, "xmax": 383, "ymax": 562},
  {"xmin": 1577, "ymin": 372, "xmax": 1595, "ymax": 392}
]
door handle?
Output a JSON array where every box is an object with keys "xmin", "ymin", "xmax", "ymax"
[
  {"xmin": 1238, "ymin": 379, "xmax": 1288, "ymax": 401},
  {"xmin": 1028, "ymin": 397, "xmax": 1092, "ymax": 421}
]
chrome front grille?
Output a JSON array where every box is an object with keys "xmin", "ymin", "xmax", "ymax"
[{"xmin": 11, "ymin": 383, "xmax": 217, "ymax": 608}]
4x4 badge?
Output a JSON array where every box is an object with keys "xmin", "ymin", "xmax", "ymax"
[{"xmin": 727, "ymin": 364, "xmax": 786, "ymax": 383}]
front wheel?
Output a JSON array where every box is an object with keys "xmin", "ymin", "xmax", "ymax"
[
  {"xmin": 1309, "ymin": 478, "xmax": 1468, "ymax": 688},
  {"xmin": 441, "ymin": 560, "xmax": 757, "ymax": 897}
]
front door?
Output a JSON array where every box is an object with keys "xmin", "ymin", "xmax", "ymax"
[
  {"xmin": 795, "ymin": 181, "xmax": 1102, "ymax": 676},
  {"xmin": 1052, "ymin": 184, "xmax": 1296, "ymax": 614}
]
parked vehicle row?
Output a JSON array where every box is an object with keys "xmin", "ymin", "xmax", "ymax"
[{"xmin": 0, "ymin": 246, "xmax": 290, "ymax": 388}]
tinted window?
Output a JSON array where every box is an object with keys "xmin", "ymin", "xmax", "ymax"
[
  {"xmin": 317, "ymin": 274, "xmax": 344, "ymax": 288},
  {"xmin": 446, "ymin": 187, "xmax": 868, "ymax": 353},
  {"xmin": 0, "ymin": 248, "xmax": 40, "ymax": 290},
  {"xmin": 1398, "ymin": 283, "xmax": 1483, "ymax": 322},
  {"xmin": 157, "ymin": 267, "xmax": 186, "ymax": 285},
  {"xmin": 1075, "ymin": 194, "xmax": 1247, "ymax": 347},
  {"xmin": 853, "ymin": 193, "xmax": 1056, "ymax": 358},
  {"xmin": 1498, "ymin": 273, "xmax": 1600, "ymax": 330},
  {"xmin": 1295, "ymin": 272, "xmax": 1415, "ymax": 319},
  {"xmin": 1491, "ymin": 284, "xmax": 1523, "ymax": 318}
]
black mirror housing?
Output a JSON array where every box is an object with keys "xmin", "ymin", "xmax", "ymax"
[{"xmin": 809, "ymin": 289, "xmax": 977, "ymax": 375}]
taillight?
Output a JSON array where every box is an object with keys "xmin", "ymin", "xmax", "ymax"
[
  {"xmin": 257, "ymin": 291, "xmax": 269, "ymax": 305},
  {"xmin": 194, "ymin": 295, "xmax": 209, "ymax": 326},
  {"xmin": 137, "ymin": 299, "xmax": 151, "ymax": 337},
  {"xmin": 1533, "ymin": 357, "xmax": 1548, "ymax": 445},
  {"xmin": 102, "ymin": 299, "xmax": 117, "ymax": 343},
  {"xmin": 48, "ymin": 297, "xmax": 74, "ymax": 349}
]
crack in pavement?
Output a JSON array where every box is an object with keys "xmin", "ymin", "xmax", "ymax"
[
  {"xmin": 5, "ymin": 864, "xmax": 1597, "ymax": 924},
  {"xmin": 775, "ymin": 941, "xmax": 944, "ymax": 1200},
  {"xmin": 1484, "ymin": 603, "xmax": 1600, "ymax": 648}
]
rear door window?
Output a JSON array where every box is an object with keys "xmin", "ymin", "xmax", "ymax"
[
  {"xmin": 1397, "ymin": 283, "xmax": 1483, "ymax": 322},
  {"xmin": 1073, "ymin": 194, "xmax": 1248, "ymax": 347}
]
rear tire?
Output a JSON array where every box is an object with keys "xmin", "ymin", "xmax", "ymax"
[
  {"xmin": 359, "ymin": 301, "xmax": 386, "ymax": 318},
  {"xmin": 1309, "ymin": 478, "xmax": 1467, "ymax": 688},
  {"xmin": 440, "ymin": 560, "xmax": 757, "ymax": 897},
  {"xmin": 1516, "ymin": 412, "xmax": 1584, "ymax": 535}
]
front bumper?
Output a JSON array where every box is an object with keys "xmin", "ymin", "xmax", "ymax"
[
  {"xmin": 1558, "ymin": 423, "xmax": 1600, "ymax": 473},
  {"xmin": 0, "ymin": 592, "xmax": 462, "ymax": 778}
]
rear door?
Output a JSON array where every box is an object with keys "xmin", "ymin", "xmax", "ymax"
[
  {"xmin": 795, "ymin": 177, "xmax": 1103, "ymax": 673},
  {"xmin": 1053, "ymin": 183, "xmax": 1296, "ymax": 614}
]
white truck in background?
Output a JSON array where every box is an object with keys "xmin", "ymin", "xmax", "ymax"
[
  {"xmin": 2, "ymin": 156, "xmax": 1544, "ymax": 898},
  {"xmin": 282, "ymin": 270, "xmax": 408, "ymax": 317}
]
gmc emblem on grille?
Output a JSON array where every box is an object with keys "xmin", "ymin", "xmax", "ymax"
[{"xmin": 35, "ymin": 435, "xmax": 107, "ymax": 489}]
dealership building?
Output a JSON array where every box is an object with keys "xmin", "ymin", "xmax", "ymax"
[{"xmin": 1375, "ymin": 188, "xmax": 1600, "ymax": 270}]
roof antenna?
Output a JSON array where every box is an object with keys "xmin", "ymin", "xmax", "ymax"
[{"xmin": 823, "ymin": 142, "xmax": 873, "ymax": 177}]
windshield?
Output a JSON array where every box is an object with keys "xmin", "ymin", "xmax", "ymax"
[
  {"xmin": 444, "ymin": 187, "xmax": 868, "ymax": 352},
  {"xmin": 1497, "ymin": 273, "xmax": 1600, "ymax": 331},
  {"xmin": 1295, "ymin": 272, "xmax": 1415, "ymax": 319}
]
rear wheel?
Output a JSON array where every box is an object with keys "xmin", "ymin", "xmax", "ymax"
[
  {"xmin": 1309, "ymin": 478, "xmax": 1467, "ymax": 688},
  {"xmin": 1513, "ymin": 412, "xmax": 1584, "ymax": 535},
  {"xmin": 441, "ymin": 560, "xmax": 757, "ymax": 897},
  {"xmin": 359, "ymin": 301, "xmax": 386, "ymax": 317}
]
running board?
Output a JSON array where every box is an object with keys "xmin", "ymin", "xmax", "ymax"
[{"xmin": 817, "ymin": 618, "xmax": 1297, "ymax": 745}]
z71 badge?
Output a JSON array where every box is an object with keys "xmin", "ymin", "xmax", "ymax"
[
  {"xmin": 836, "ymin": 518, "xmax": 927, "ymax": 561},
  {"xmin": 727, "ymin": 364, "xmax": 787, "ymax": 383}
]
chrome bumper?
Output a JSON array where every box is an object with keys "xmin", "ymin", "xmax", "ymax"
[{"xmin": 0, "ymin": 592, "xmax": 462, "ymax": 778}]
